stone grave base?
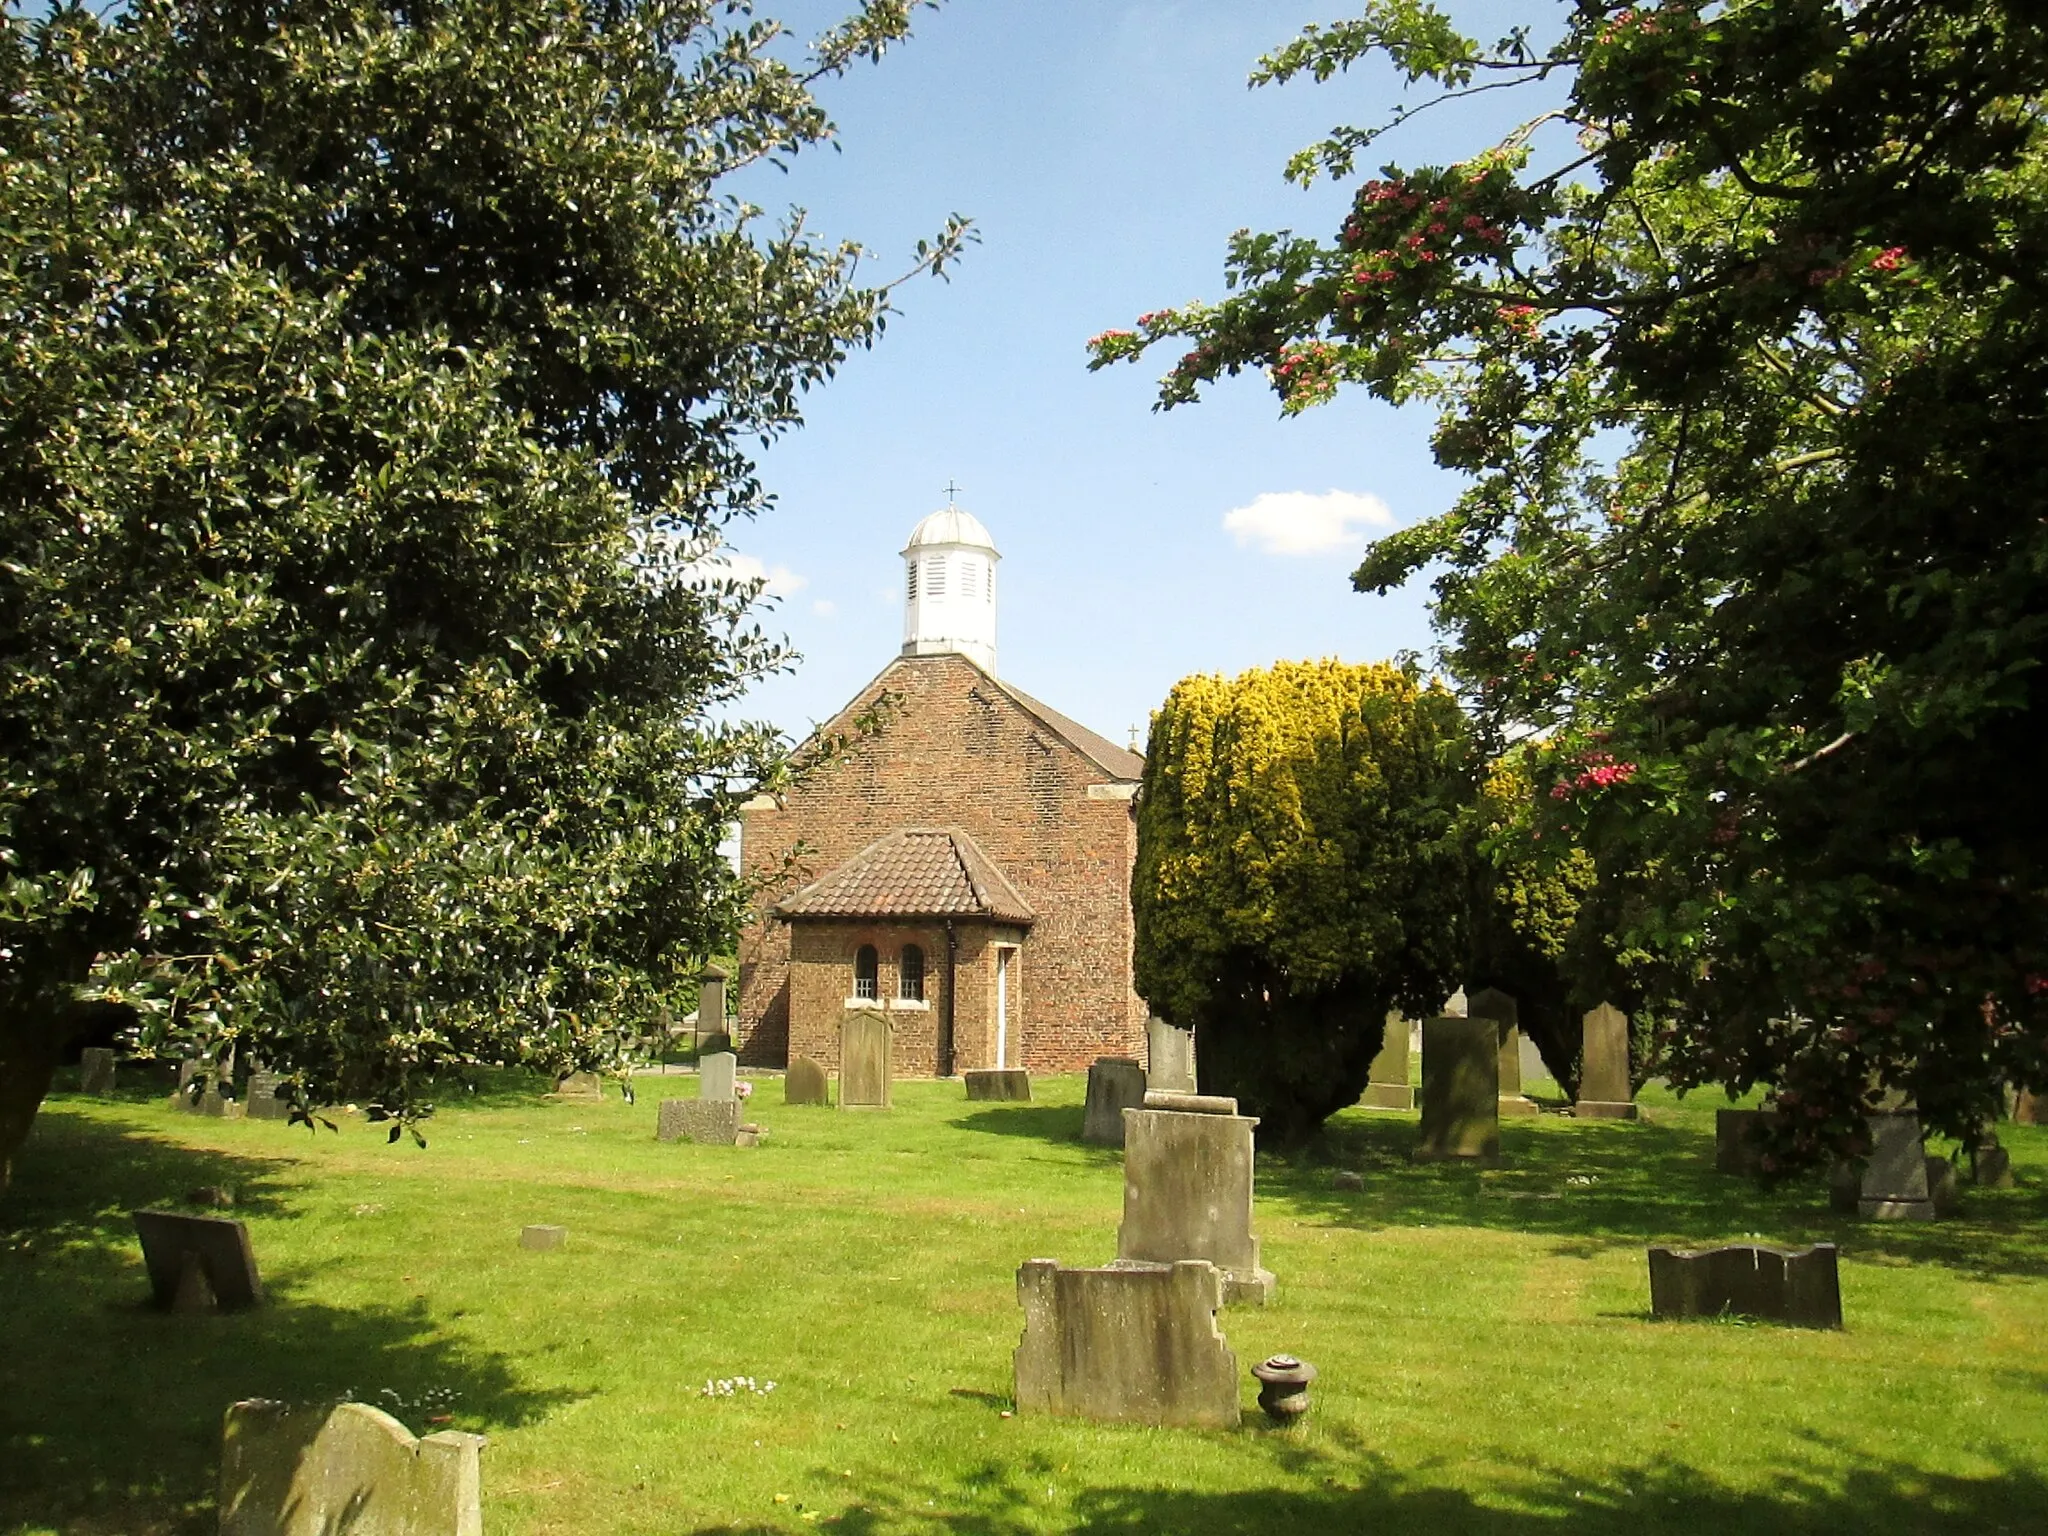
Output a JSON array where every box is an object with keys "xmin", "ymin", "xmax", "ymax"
[
  {"xmin": 1648, "ymin": 1242, "xmax": 1841, "ymax": 1329},
  {"xmin": 735, "ymin": 1124, "xmax": 768, "ymax": 1148},
  {"xmin": 219, "ymin": 1398, "xmax": 485, "ymax": 1536},
  {"xmin": 1574, "ymin": 1099, "xmax": 1640, "ymax": 1120},
  {"xmin": 550, "ymin": 1072, "xmax": 603, "ymax": 1101},
  {"xmin": 656, "ymin": 1099, "xmax": 740, "ymax": 1146},
  {"xmin": 1498, "ymin": 1095, "xmax": 1541, "ymax": 1118},
  {"xmin": 965, "ymin": 1069, "xmax": 1031, "ymax": 1102},
  {"xmin": 520, "ymin": 1225, "xmax": 565, "ymax": 1251},
  {"xmin": 1359, "ymin": 1083, "xmax": 1413, "ymax": 1111},
  {"xmin": 1013, "ymin": 1258, "xmax": 1238, "ymax": 1429}
]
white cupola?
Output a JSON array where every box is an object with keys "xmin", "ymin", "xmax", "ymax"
[{"xmin": 901, "ymin": 503, "xmax": 999, "ymax": 675}]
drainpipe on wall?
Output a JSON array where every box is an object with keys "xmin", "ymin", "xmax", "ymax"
[{"xmin": 942, "ymin": 919, "xmax": 958, "ymax": 1078}]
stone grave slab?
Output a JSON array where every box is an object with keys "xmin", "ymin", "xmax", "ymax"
[
  {"xmin": 79, "ymin": 1047, "xmax": 117, "ymax": 1096},
  {"xmin": 698, "ymin": 1051, "xmax": 738, "ymax": 1103},
  {"xmin": 1013, "ymin": 1258, "xmax": 1238, "ymax": 1429},
  {"xmin": 1081, "ymin": 1057, "xmax": 1146, "ymax": 1146},
  {"xmin": 243, "ymin": 1062, "xmax": 292, "ymax": 1122},
  {"xmin": 840, "ymin": 1009, "xmax": 892, "ymax": 1109},
  {"xmin": 735, "ymin": 1123, "xmax": 767, "ymax": 1148},
  {"xmin": 696, "ymin": 965, "xmax": 728, "ymax": 1051},
  {"xmin": 1647, "ymin": 1242, "xmax": 1841, "ymax": 1329},
  {"xmin": 1574, "ymin": 1002, "xmax": 1639, "ymax": 1120},
  {"xmin": 219, "ymin": 1397, "xmax": 485, "ymax": 1536},
  {"xmin": 1859, "ymin": 1112, "xmax": 1934, "ymax": 1219},
  {"xmin": 785, "ymin": 1056, "xmax": 831, "ymax": 1106},
  {"xmin": 656, "ymin": 1098, "xmax": 741, "ymax": 1145},
  {"xmin": 1360, "ymin": 1010, "xmax": 1413, "ymax": 1111},
  {"xmin": 1415, "ymin": 1016, "xmax": 1500, "ymax": 1162},
  {"xmin": 1144, "ymin": 1018, "xmax": 1197, "ymax": 1094},
  {"xmin": 519, "ymin": 1225, "xmax": 565, "ymax": 1251},
  {"xmin": 132, "ymin": 1210, "xmax": 263, "ymax": 1311},
  {"xmin": 1117, "ymin": 1091, "xmax": 1273, "ymax": 1304},
  {"xmin": 1469, "ymin": 987, "xmax": 1538, "ymax": 1117},
  {"xmin": 551, "ymin": 1071, "xmax": 603, "ymax": 1101},
  {"xmin": 965, "ymin": 1068, "xmax": 1032, "ymax": 1102}
]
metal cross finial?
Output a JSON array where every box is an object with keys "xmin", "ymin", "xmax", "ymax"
[{"xmin": 943, "ymin": 480, "xmax": 962, "ymax": 504}]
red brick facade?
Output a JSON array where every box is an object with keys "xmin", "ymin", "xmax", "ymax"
[{"xmin": 737, "ymin": 654, "xmax": 1145, "ymax": 1075}]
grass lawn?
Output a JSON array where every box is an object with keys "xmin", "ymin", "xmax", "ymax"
[{"xmin": 4, "ymin": 1068, "xmax": 2047, "ymax": 1535}]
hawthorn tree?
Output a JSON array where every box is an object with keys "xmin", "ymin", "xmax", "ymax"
[
  {"xmin": 1094, "ymin": 1, "xmax": 2048, "ymax": 1166},
  {"xmin": 0, "ymin": 0, "xmax": 968, "ymax": 1186}
]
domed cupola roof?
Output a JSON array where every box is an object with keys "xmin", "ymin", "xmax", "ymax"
[{"xmin": 902, "ymin": 507, "xmax": 999, "ymax": 555}]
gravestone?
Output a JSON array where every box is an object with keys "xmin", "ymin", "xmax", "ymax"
[
  {"xmin": 1857, "ymin": 1112, "xmax": 1935, "ymax": 1219},
  {"xmin": 1647, "ymin": 1242, "xmax": 1841, "ymax": 1328},
  {"xmin": 131, "ymin": 1210, "xmax": 263, "ymax": 1311},
  {"xmin": 1574, "ymin": 1002, "xmax": 1639, "ymax": 1120},
  {"xmin": 656, "ymin": 1098, "xmax": 740, "ymax": 1145},
  {"xmin": 551, "ymin": 1071, "xmax": 603, "ymax": 1101},
  {"xmin": 1145, "ymin": 1018, "xmax": 1197, "ymax": 1094},
  {"xmin": 1715, "ymin": 1109, "xmax": 1781, "ymax": 1176},
  {"xmin": 1117, "ymin": 1090, "xmax": 1274, "ymax": 1304},
  {"xmin": 519, "ymin": 1225, "xmax": 565, "ymax": 1251},
  {"xmin": 734, "ymin": 1123, "xmax": 767, "ymax": 1149},
  {"xmin": 965, "ymin": 1069, "xmax": 1031, "ymax": 1101},
  {"xmin": 1360, "ymin": 1010, "xmax": 1413, "ymax": 1111},
  {"xmin": 243, "ymin": 1061, "xmax": 292, "ymax": 1122},
  {"xmin": 173, "ymin": 1057, "xmax": 224, "ymax": 1114},
  {"xmin": 1013, "ymin": 1258, "xmax": 1238, "ymax": 1429},
  {"xmin": 1926, "ymin": 1154, "xmax": 1959, "ymax": 1217},
  {"xmin": 696, "ymin": 964, "xmax": 729, "ymax": 1051},
  {"xmin": 1414, "ymin": 1015, "xmax": 1500, "ymax": 1162},
  {"xmin": 1081, "ymin": 1057, "xmax": 1147, "ymax": 1146},
  {"xmin": 2016, "ymin": 1088, "xmax": 2043, "ymax": 1126},
  {"xmin": 1975, "ymin": 1138, "xmax": 2014, "ymax": 1189},
  {"xmin": 219, "ymin": 1398, "xmax": 485, "ymax": 1536},
  {"xmin": 698, "ymin": 1051, "xmax": 738, "ymax": 1103},
  {"xmin": 1468, "ymin": 988, "xmax": 1538, "ymax": 1117},
  {"xmin": 785, "ymin": 1056, "xmax": 831, "ymax": 1106},
  {"xmin": 839, "ymin": 1009, "xmax": 892, "ymax": 1109},
  {"xmin": 79, "ymin": 1047, "xmax": 117, "ymax": 1096}
]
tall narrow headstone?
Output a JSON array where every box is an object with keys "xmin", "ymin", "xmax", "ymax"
[
  {"xmin": 698, "ymin": 1051, "xmax": 737, "ymax": 1103},
  {"xmin": 840, "ymin": 1009, "xmax": 892, "ymax": 1109},
  {"xmin": 1574, "ymin": 1002, "xmax": 1639, "ymax": 1120},
  {"xmin": 1117, "ymin": 1091, "xmax": 1274, "ymax": 1304},
  {"xmin": 1361, "ymin": 1010, "xmax": 1413, "ymax": 1111},
  {"xmin": 1144, "ymin": 1017, "xmax": 1197, "ymax": 1094},
  {"xmin": 219, "ymin": 1398, "xmax": 486, "ymax": 1536},
  {"xmin": 1857, "ymin": 1112, "xmax": 1935, "ymax": 1219},
  {"xmin": 1415, "ymin": 1016, "xmax": 1500, "ymax": 1162},
  {"xmin": 1080, "ymin": 1058, "xmax": 1146, "ymax": 1145},
  {"xmin": 784, "ymin": 1056, "xmax": 831, "ymax": 1106},
  {"xmin": 696, "ymin": 964, "xmax": 728, "ymax": 1051},
  {"xmin": 1468, "ymin": 988, "xmax": 1537, "ymax": 1117},
  {"xmin": 78, "ymin": 1047, "xmax": 117, "ymax": 1096},
  {"xmin": 1013, "ymin": 1258, "xmax": 1239, "ymax": 1429}
]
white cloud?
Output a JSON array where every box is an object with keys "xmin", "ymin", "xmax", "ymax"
[
  {"xmin": 811, "ymin": 598, "xmax": 837, "ymax": 618},
  {"xmin": 1221, "ymin": 489, "xmax": 1394, "ymax": 556},
  {"xmin": 685, "ymin": 549, "xmax": 807, "ymax": 598}
]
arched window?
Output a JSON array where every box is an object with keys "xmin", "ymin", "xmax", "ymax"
[
  {"xmin": 854, "ymin": 944, "xmax": 879, "ymax": 1001},
  {"xmin": 899, "ymin": 944, "xmax": 926, "ymax": 1002}
]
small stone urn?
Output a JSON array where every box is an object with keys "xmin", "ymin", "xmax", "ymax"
[{"xmin": 1251, "ymin": 1354, "xmax": 1317, "ymax": 1424}]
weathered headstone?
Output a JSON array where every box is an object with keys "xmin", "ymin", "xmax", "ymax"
[
  {"xmin": 172, "ymin": 1058, "xmax": 206, "ymax": 1112},
  {"xmin": 1080, "ymin": 1057, "xmax": 1147, "ymax": 1146},
  {"xmin": 1574, "ymin": 1002, "xmax": 1639, "ymax": 1120},
  {"xmin": 1857, "ymin": 1112, "xmax": 1935, "ymax": 1219},
  {"xmin": 734, "ymin": 1123, "xmax": 767, "ymax": 1149},
  {"xmin": 1117, "ymin": 1090, "xmax": 1274, "ymax": 1304},
  {"xmin": 1715, "ymin": 1109, "xmax": 1780, "ymax": 1176},
  {"xmin": 132, "ymin": 1210, "xmax": 263, "ymax": 1311},
  {"xmin": 1647, "ymin": 1242, "xmax": 1841, "ymax": 1329},
  {"xmin": 1975, "ymin": 1139, "xmax": 2015, "ymax": 1189},
  {"xmin": 656, "ymin": 1098, "xmax": 741, "ymax": 1145},
  {"xmin": 1013, "ymin": 1258, "xmax": 1239, "ymax": 1429},
  {"xmin": 1360, "ymin": 1010, "xmax": 1413, "ymax": 1111},
  {"xmin": 698, "ymin": 1051, "xmax": 738, "ymax": 1103},
  {"xmin": 1144, "ymin": 1017, "xmax": 1197, "ymax": 1094},
  {"xmin": 243, "ymin": 1061, "xmax": 291, "ymax": 1122},
  {"xmin": 78, "ymin": 1047, "xmax": 117, "ymax": 1096},
  {"xmin": 219, "ymin": 1398, "xmax": 485, "ymax": 1536},
  {"xmin": 2016, "ymin": 1088, "xmax": 2043, "ymax": 1126},
  {"xmin": 519, "ymin": 1225, "xmax": 566, "ymax": 1251},
  {"xmin": 696, "ymin": 963, "xmax": 728, "ymax": 1051},
  {"xmin": 839, "ymin": 1009, "xmax": 892, "ymax": 1109},
  {"xmin": 1926, "ymin": 1154, "xmax": 1959, "ymax": 1217},
  {"xmin": 1414, "ymin": 1015, "xmax": 1500, "ymax": 1162},
  {"xmin": 551, "ymin": 1071, "xmax": 603, "ymax": 1101},
  {"xmin": 784, "ymin": 1056, "xmax": 831, "ymax": 1106},
  {"xmin": 964, "ymin": 1068, "xmax": 1031, "ymax": 1101},
  {"xmin": 1469, "ymin": 987, "xmax": 1538, "ymax": 1117}
]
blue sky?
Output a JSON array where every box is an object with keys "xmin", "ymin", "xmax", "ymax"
[{"xmin": 723, "ymin": 1, "xmax": 1542, "ymax": 750}]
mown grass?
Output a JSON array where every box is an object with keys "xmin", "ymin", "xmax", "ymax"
[{"xmin": 4, "ymin": 1068, "xmax": 2047, "ymax": 1535}]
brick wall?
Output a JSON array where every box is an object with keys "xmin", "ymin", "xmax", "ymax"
[
  {"xmin": 784, "ymin": 919, "xmax": 1030, "ymax": 1076},
  {"xmin": 738, "ymin": 654, "xmax": 1144, "ymax": 1074}
]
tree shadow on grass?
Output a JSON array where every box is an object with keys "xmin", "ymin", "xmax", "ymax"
[
  {"xmin": 0, "ymin": 1105, "xmax": 577, "ymax": 1536},
  {"xmin": 952, "ymin": 1104, "xmax": 1118, "ymax": 1160},
  {"xmin": 1258, "ymin": 1108, "xmax": 2048, "ymax": 1282}
]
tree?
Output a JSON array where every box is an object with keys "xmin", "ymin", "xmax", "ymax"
[
  {"xmin": 1134, "ymin": 660, "xmax": 1476, "ymax": 1144},
  {"xmin": 0, "ymin": 0, "xmax": 968, "ymax": 1187},
  {"xmin": 1094, "ymin": 1, "xmax": 2048, "ymax": 1166}
]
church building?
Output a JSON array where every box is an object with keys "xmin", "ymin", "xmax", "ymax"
[{"xmin": 735, "ymin": 505, "xmax": 1147, "ymax": 1076}]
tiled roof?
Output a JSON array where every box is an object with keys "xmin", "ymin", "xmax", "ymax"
[
  {"xmin": 990, "ymin": 677, "xmax": 1145, "ymax": 782},
  {"xmin": 774, "ymin": 828, "xmax": 1036, "ymax": 924}
]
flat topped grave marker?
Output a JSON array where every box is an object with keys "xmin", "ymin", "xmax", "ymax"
[
  {"xmin": 1013, "ymin": 1258, "xmax": 1239, "ymax": 1429},
  {"xmin": 1144, "ymin": 1017, "xmax": 1197, "ymax": 1094},
  {"xmin": 1415, "ymin": 1015, "xmax": 1500, "ymax": 1162},
  {"xmin": 1648, "ymin": 1242, "xmax": 1841, "ymax": 1329},
  {"xmin": 520, "ymin": 1225, "xmax": 566, "ymax": 1251},
  {"xmin": 1081, "ymin": 1057, "xmax": 1146, "ymax": 1146},
  {"xmin": 219, "ymin": 1398, "xmax": 486, "ymax": 1536},
  {"xmin": 964, "ymin": 1068, "xmax": 1031, "ymax": 1102},
  {"xmin": 785, "ymin": 1055, "xmax": 831, "ymax": 1106},
  {"xmin": 132, "ymin": 1210, "xmax": 263, "ymax": 1312},
  {"xmin": 551, "ymin": 1071, "xmax": 603, "ymax": 1101},
  {"xmin": 656, "ymin": 1099, "xmax": 740, "ymax": 1146},
  {"xmin": 840, "ymin": 1009, "xmax": 892, "ymax": 1109},
  {"xmin": 1117, "ymin": 1091, "xmax": 1275, "ymax": 1304},
  {"xmin": 698, "ymin": 1051, "xmax": 738, "ymax": 1103}
]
